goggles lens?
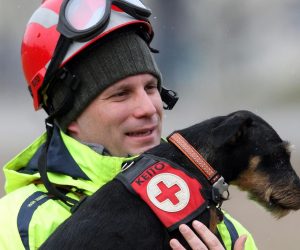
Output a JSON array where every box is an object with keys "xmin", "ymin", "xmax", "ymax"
[{"xmin": 65, "ymin": 0, "xmax": 107, "ymax": 31}]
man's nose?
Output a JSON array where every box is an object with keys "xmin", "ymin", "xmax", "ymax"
[{"xmin": 133, "ymin": 91, "xmax": 157, "ymax": 117}]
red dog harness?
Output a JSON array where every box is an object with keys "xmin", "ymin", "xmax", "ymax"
[
  {"xmin": 117, "ymin": 155, "xmax": 208, "ymax": 231},
  {"xmin": 117, "ymin": 132, "xmax": 229, "ymax": 231}
]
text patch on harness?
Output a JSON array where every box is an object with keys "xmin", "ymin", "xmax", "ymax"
[{"xmin": 117, "ymin": 155, "xmax": 207, "ymax": 231}]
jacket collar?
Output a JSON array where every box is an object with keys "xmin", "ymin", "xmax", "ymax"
[
  {"xmin": 3, "ymin": 127, "xmax": 135, "ymax": 194},
  {"xmin": 25, "ymin": 126, "xmax": 90, "ymax": 180}
]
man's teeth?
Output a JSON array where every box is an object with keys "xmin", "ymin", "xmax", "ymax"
[{"xmin": 127, "ymin": 130, "xmax": 152, "ymax": 136}]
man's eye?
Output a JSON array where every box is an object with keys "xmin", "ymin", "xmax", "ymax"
[
  {"xmin": 145, "ymin": 84, "xmax": 158, "ymax": 92},
  {"xmin": 113, "ymin": 91, "xmax": 127, "ymax": 97},
  {"xmin": 108, "ymin": 91, "xmax": 129, "ymax": 101}
]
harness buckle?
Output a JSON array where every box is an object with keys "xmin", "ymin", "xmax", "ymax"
[{"xmin": 212, "ymin": 176, "xmax": 229, "ymax": 204}]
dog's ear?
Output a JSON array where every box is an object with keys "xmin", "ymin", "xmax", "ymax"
[{"xmin": 211, "ymin": 115, "xmax": 252, "ymax": 148}]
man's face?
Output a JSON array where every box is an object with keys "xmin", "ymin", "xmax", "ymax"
[{"xmin": 68, "ymin": 73, "xmax": 163, "ymax": 156}]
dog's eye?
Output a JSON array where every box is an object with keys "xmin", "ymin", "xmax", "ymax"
[{"xmin": 269, "ymin": 196, "xmax": 276, "ymax": 207}]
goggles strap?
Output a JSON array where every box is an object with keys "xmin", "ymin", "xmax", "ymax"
[
  {"xmin": 112, "ymin": 0, "xmax": 151, "ymax": 21},
  {"xmin": 135, "ymin": 26, "xmax": 157, "ymax": 53}
]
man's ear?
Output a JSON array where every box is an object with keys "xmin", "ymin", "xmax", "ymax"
[
  {"xmin": 211, "ymin": 115, "xmax": 252, "ymax": 148},
  {"xmin": 67, "ymin": 120, "xmax": 80, "ymax": 136}
]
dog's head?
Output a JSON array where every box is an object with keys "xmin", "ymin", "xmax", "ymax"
[{"xmin": 177, "ymin": 110, "xmax": 300, "ymax": 218}]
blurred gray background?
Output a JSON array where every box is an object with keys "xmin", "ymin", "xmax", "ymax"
[{"xmin": 1, "ymin": 0, "xmax": 300, "ymax": 249}]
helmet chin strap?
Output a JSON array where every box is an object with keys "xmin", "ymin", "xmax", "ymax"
[
  {"xmin": 38, "ymin": 68, "xmax": 83, "ymax": 210},
  {"xmin": 38, "ymin": 117, "xmax": 80, "ymax": 208}
]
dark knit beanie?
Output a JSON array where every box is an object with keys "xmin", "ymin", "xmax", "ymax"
[{"xmin": 51, "ymin": 29, "xmax": 162, "ymax": 131}]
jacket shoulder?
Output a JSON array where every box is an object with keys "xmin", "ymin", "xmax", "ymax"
[{"xmin": 0, "ymin": 184, "xmax": 71, "ymax": 249}]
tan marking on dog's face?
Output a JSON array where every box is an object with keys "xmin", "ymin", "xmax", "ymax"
[
  {"xmin": 264, "ymin": 187, "xmax": 273, "ymax": 203},
  {"xmin": 232, "ymin": 156, "xmax": 300, "ymax": 218},
  {"xmin": 232, "ymin": 156, "xmax": 266, "ymax": 190}
]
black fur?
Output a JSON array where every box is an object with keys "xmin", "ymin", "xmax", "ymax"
[{"xmin": 40, "ymin": 110, "xmax": 300, "ymax": 249}]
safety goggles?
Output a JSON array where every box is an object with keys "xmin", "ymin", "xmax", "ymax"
[
  {"xmin": 58, "ymin": 0, "xmax": 151, "ymax": 42},
  {"xmin": 43, "ymin": 0, "xmax": 152, "ymax": 98}
]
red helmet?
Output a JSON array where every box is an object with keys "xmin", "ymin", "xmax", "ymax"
[{"xmin": 21, "ymin": 0, "xmax": 153, "ymax": 110}]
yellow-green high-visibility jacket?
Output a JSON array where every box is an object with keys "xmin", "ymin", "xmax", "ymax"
[{"xmin": 0, "ymin": 127, "xmax": 257, "ymax": 250}]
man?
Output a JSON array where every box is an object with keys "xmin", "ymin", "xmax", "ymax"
[{"xmin": 0, "ymin": 0, "xmax": 257, "ymax": 249}]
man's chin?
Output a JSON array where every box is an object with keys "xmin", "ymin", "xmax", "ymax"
[{"xmin": 125, "ymin": 142, "xmax": 158, "ymax": 156}]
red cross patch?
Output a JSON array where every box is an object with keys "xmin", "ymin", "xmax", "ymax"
[
  {"xmin": 131, "ymin": 161, "xmax": 206, "ymax": 229},
  {"xmin": 155, "ymin": 180, "xmax": 181, "ymax": 205}
]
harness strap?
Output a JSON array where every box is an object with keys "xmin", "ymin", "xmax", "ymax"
[
  {"xmin": 167, "ymin": 132, "xmax": 220, "ymax": 184},
  {"xmin": 167, "ymin": 132, "xmax": 229, "ymax": 205}
]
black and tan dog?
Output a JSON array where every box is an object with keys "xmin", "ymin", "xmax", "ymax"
[{"xmin": 41, "ymin": 110, "xmax": 300, "ymax": 249}]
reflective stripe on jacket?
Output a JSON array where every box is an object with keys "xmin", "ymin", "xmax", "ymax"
[{"xmin": 0, "ymin": 127, "xmax": 257, "ymax": 249}]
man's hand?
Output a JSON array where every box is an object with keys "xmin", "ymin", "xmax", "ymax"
[{"xmin": 169, "ymin": 220, "xmax": 247, "ymax": 250}]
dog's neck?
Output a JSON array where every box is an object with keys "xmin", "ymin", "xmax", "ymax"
[{"xmin": 148, "ymin": 137, "xmax": 241, "ymax": 185}]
